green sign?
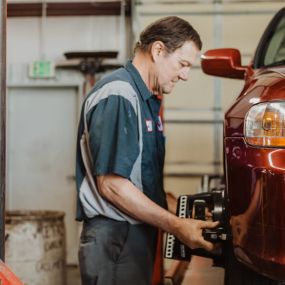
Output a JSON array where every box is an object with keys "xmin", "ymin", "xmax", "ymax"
[{"xmin": 29, "ymin": 60, "xmax": 55, "ymax": 78}]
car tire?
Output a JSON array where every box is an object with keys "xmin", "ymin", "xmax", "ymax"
[{"xmin": 224, "ymin": 240, "xmax": 280, "ymax": 285}]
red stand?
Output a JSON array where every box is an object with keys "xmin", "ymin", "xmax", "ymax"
[{"xmin": 0, "ymin": 260, "xmax": 24, "ymax": 285}]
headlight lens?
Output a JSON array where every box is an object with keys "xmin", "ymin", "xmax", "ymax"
[{"xmin": 245, "ymin": 102, "xmax": 285, "ymax": 147}]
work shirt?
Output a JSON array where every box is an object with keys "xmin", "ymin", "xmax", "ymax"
[{"xmin": 75, "ymin": 61, "xmax": 167, "ymax": 222}]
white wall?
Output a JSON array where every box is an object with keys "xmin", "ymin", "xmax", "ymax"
[
  {"xmin": 7, "ymin": 15, "xmax": 131, "ymax": 65},
  {"xmin": 6, "ymin": 11, "xmax": 131, "ymax": 265}
]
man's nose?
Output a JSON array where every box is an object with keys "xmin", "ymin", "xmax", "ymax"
[{"xmin": 179, "ymin": 67, "xmax": 190, "ymax": 81}]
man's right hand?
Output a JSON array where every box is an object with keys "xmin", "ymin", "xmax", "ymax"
[
  {"xmin": 173, "ymin": 217, "xmax": 219, "ymax": 251},
  {"xmin": 96, "ymin": 174, "xmax": 219, "ymax": 251}
]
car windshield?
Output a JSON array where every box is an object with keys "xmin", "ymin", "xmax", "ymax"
[
  {"xmin": 254, "ymin": 8, "xmax": 285, "ymax": 68},
  {"xmin": 264, "ymin": 16, "xmax": 285, "ymax": 67}
]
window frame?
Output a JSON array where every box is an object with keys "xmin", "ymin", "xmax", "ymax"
[{"xmin": 253, "ymin": 7, "xmax": 285, "ymax": 69}]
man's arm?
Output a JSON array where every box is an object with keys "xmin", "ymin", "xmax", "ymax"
[{"xmin": 96, "ymin": 174, "xmax": 219, "ymax": 251}]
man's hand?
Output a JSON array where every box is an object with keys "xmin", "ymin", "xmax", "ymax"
[
  {"xmin": 174, "ymin": 218, "xmax": 219, "ymax": 251},
  {"xmin": 96, "ymin": 174, "xmax": 219, "ymax": 251}
]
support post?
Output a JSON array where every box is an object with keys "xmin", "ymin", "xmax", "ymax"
[{"xmin": 0, "ymin": 0, "xmax": 6, "ymax": 260}]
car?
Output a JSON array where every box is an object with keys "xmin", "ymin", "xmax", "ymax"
[{"xmin": 201, "ymin": 6, "xmax": 285, "ymax": 285}]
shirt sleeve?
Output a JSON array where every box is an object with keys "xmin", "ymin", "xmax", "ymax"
[{"xmin": 88, "ymin": 95, "xmax": 140, "ymax": 178}]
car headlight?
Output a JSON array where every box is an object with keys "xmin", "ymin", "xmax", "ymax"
[{"xmin": 245, "ymin": 102, "xmax": 285, "ymax": 147}]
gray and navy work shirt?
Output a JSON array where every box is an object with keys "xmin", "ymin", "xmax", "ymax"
[{"xmin": 75, "ymin": 61, "xmax": 167, "ymax": 223}]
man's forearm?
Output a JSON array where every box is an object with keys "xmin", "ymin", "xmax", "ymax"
[
  {"xmin": 96, "ymin": 174, "xmax": 176, "ymax": 233},
  {"xmin": 96, "ymin": 174, "xmax": 219, "ymax": 251}
]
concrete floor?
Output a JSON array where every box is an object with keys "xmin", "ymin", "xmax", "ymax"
[
  {"xmin": 181, "ymin": 256, "xmax": 224, "ymax": 285},
  {"xmin": 67, "ymin": 256, "xmax": 224, "ymax": 285},
  {"xmin": 67, "ymin": 265, "xmax": 81, "ymax": 285}
]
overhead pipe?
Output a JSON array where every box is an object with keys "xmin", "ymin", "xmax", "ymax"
[{"xmin": 7, "ymin": 1, "xmax": 131, "ymax": 17}]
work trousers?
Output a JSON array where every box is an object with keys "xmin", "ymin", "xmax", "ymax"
[{"xmin": 78, "ymin": 216, "xmax": 157, "ymax": 285}]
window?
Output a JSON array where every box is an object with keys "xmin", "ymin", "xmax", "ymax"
[
  {"xmin": 254, "ymin": 8, "xmax": 285, "ymax": 68},
  {"xmin": 264, "ymin": 16, "xmax": 285, "ymax": 66}
]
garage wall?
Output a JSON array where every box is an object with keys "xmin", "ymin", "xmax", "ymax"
[
  {"xmin": 133, "ymin": 1, "xmax": 285, "ymax": 197},
  {"xmin": 7, "ymin": 15, "xmax": 131, "ymax": 65},
  {"xmin": 7, "ymin": 8, "xmax": 131, "ymax": 265}
]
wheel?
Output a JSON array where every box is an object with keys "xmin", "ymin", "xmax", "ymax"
[{"xmin": 224, "ymin": 240, "xmax": 280, "ymax": 285}]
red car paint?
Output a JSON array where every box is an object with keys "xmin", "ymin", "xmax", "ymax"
[{"xmin": 201, "ymin": 8, "xmax": 285, "ymax": 281}]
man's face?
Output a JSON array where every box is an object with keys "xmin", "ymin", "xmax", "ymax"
[{"xmin": 153, "ymin": 41, "xmax": 200, "ymax": 95}]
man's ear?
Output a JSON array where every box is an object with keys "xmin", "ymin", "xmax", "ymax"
[{"xmin": 150, "ymin": 41, "xmax": 165, "ymax": 62}]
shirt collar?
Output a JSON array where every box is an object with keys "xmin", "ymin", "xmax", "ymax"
[{"xmin": 125, "ymin": 60, "xmax": 152, "ymax": 101}]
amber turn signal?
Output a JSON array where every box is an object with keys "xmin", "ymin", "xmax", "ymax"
[{"xmin": 245, "ymin": 102, "xmax": 285, "ymax": 147}]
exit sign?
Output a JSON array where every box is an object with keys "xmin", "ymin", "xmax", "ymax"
[{"xmin": 29, "ymin": 60, "xmax": 55, "ymax": 78}]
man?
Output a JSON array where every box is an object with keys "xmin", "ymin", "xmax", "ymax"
[{"xmin": 76, "ymin": 16, "xmax": 218, "ymax": 285}]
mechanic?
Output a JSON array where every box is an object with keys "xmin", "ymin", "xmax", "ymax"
[{"xmin": 75, "ymin": 16, "xmax": 219, "ymax": 285}]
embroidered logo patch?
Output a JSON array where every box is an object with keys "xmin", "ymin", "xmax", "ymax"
[
  {"xmin": 157, "ymin": 116, "xmax": 163, "ymax": 132},
  {"xmin": 146, "ymin": 120, "xmax": 153, "ymax": 132}
]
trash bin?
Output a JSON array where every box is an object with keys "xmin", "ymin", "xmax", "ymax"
[{"xmin": 5, "ymin": 210, "xmax": 66, "ymax": 285}]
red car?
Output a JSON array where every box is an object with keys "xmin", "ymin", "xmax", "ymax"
[{"xmin": 201, "ymin": 6, "xmax": 285, "ymax": 285}]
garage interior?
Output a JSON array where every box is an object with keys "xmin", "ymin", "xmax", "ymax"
[{"xmin": 1, "ymin": 0, "xmax": 285, "ymax": 284}]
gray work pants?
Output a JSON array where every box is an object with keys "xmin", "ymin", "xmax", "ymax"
[{"xmin": 78, "ymin": 216, "xmax": 157, "ymax": 285}]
